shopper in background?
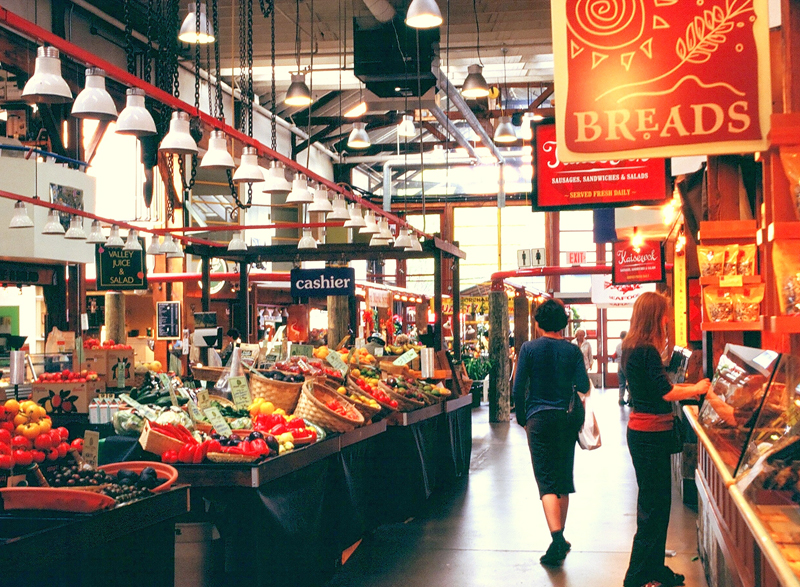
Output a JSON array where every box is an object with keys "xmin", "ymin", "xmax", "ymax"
[
  {"xmin": 614, "ymin": 330, "xmax": 629, "ymax": 406},
  {"xmin": 574, "ymin": 329, "xmax": 593, "ymax": 372},
  {"xmin": 219, "ymin": 328, "xmax": 241, "ymax": 365},
  {"xmin": 621, "ymin": 292, "xmax": 710, "ymax": 587},
  {"xmin": 513, "ymin": 298, "xmax": 590, "ymax": 567}
]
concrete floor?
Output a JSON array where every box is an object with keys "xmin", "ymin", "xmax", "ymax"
[{"xmin": 326, "ymin": 387, "xmax": 708, "ymax": 587}]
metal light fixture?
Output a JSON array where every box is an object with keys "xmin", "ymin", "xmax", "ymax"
[
  {"xmin": 167, "ymin": 242, "xmax": 185, "ymax": 259},
  {"xmin": 369, "ymin": 233, "xmax": 391, "ymax": 246},
  {"xmin": 228, "ymin": 231, "xmax": 248, "ymax": 251},
  {"xmin": 159, "ymin": 111, "xmax": 198, "ymax": 154},
  {"xmin": 86, "ymin": 220, "xmax": 106, "ymax": 244},
  {"xmin": 397, "ymin": 115, "xmax": 416, "ymax": 137},
  {"xmin": 22, "ymin": 47, "xmax": 72, "ymax": 104},
  {"xmin": 394, "ymin": 228, "xmax": 412, "ymax": 248},
  {"xmin": 262, "ymin": 161, "xmax": 292, "ymax": 193},
  {"xmin": 200, "ymin": 130, "xmax": 235, "ymax": 169},
  {"xmin": 285, "ymin": 73, "xmax": 313, "ymax": 107},
  {"xmin": 343, "ymin": 204, "xmax": 367, "ymax": 228},
  {"xmin": 494, "ymin": 116, "xmax": 517, "ymax": 143},
  {"xmin": 146, "ymin": 236, "xmax": 163, "ymax": 255},
  {"xmin": 64, "ymin": 216, "xmax": 87, "ymax": 240},
  {"xmin": 124, "ymin": 229, "xmax": 142, "ymax": 251},
  {"xmin": 359, "ymin": 210, "xmax": 380, "ymax": 234},
  {"xmin": 233, "ymin": 146, "xmax": 264, "ymax": 183},
  {"xmin": 347, "ymin": 122, "xmax": 371, "ymax": 149},
  {"xmin": 116, "ymin": 88, "xmax": 157, "ymax": 137},
  {"xmin": 406, "ymin": 233, "xmax": 423, "ymax": 252},
  {"xmin": 42, "ymin": 210, "xmax": 65, "ymax": 235},
  {"xmin": 71, "ymin": 68, "xmax": 117, "ymax": 120},
  {"xmin": 327, "ymin": 196, "xmax": 351, "ymax": 221},
  {"xmin": 106, "ymin": 224, "xmax": 125, "ymax": 247},
  {"xmin": 286, "ymin": 174, "xmax": 313, "ymax": 204},
  {"xmin": 160, "ymin": 234, "xmax": 179, "ymax": 254},
  {"xmin": 461, "ymin": 64, "xmax": 489, "ymax": 98},
  {"xmin": 308, "ymin": 186, "xmax": 333, "ymax": 213},
  {"xmin": 8, "ymin": 201, "xmax": 33, "ymax": 228},
  {"xmin": 297, "ymin": 228, "xmax": 317, "ymax": 249},
  {"xmin": 378, "ymin": 218, "xmax": 394, "ymax": 241},
  {"xmin": 405, "ymin": 0, "xmax": 443, "ymax": 28},
  {"xmin": 178, "ymin": 2, "xmax": 215, "ymax": 44}
]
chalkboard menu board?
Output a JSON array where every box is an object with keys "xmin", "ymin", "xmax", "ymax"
[
  {"xmin": 94, "ymin": 241, "xmax": 147, "ymax": 290},
  {"xmin": 156, "ymin": 301, "xmax": 181, "ymax": 340}
]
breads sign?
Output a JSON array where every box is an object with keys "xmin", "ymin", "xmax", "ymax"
[{"xmin": 551, "ymin": 0, "xmax": 771, "ymax": 161}]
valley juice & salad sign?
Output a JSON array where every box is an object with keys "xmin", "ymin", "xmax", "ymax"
[{"xmin": 94, "ymin": 241, "xmax": 147, "ymax": 290}]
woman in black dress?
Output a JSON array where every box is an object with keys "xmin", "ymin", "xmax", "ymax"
[{"xmin": 621, "ymin": 292, "xmax": 710, "ymax": 587}]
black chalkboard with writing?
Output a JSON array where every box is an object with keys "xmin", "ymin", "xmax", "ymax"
[
  {"xmin": 156, "ymin": 301, "xmax": 181, "ymax": 340},
  {"xmin": 94, "ymin": 241, "xmax": 148, "ymax": 290}
]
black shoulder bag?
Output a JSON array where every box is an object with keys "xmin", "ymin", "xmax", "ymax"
[{"xmin": 566, "ymin": 388, "xmax": 586, "ymax": 432}]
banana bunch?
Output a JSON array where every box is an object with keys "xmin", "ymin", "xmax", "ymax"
[{"xmin": 385, "ymin": 343, "xmax": 423, "ymax": 355}]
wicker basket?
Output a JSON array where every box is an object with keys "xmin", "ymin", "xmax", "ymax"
[
  {"xmin": 378, "ymin": 381, "xmax": 425, "ymax": 412},
  {"xmin": 247, "ymin": 371, "xmax": 303, "ymax": 412},
  {"xmin": 347, "ymin": 380, "xmax": 397, "ymax": 413},
  {"xmin": 206, "ymin": 451, "xmax": 260, "ymax": 464},
  {"xmin": 294, "ymin": 380, "xmax": 364, "ymax": 433},
  {"xmin": 319, "ymin": 380, "xmax": 380, "ymax": 423},
  {"xmin": 191, "ymin": 365, "xmax": 226, "ymax": 382}
]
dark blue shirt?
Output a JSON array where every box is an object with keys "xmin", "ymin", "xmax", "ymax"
[{"xmin": 513, "ymin": 336, "xmax": 590, "ymax": 425}]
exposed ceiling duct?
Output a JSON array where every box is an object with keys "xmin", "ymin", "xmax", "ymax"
[
  {"xmin": 362, "ymin": 0, "xmax": 396, "ymax": 23},
  {"xmin": 428, "ymin": 104, "xmax": 478, "ymax": 161}
]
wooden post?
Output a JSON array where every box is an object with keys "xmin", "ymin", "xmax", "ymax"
[
  {"xmin": 104, "ymin": 292, "xmax": 126, "ymax": 344},
  {"xmin": 488, "ymin": 289, "xmax": 510, "ymax": 422},
  {"xmin": 328, "ymin": 295, "xmax": 350, "ymax": 348},
  {"xmin": 434, "ymin": 251, "xmax": 443, "ymax": 351},
  {"xmin": 238, "ymin": 262, "xmax": 249, "ymax": 342},
  {"xmin": 513, "ymin": 288, "xmax": 529, "ymax": 357},
  {"xmin": 452, "ymin": 255, "xmax": 461, "ymax": 359}
]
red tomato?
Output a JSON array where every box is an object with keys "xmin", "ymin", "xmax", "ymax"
[
  {"xmin": 11, "ymin": 435, "xmax": 30, "ymax": 450},
  {"xmin": 0, "ymin": 453, "xmax": 13, "ymax": 469},
  {"xmin": 56, "ymin": 427, "xmax": 69, "ymax": 441},
  {"xmin": 56, "ymin": 442, "xmax": 69, "ymax": 459},
  {"xmin": 34, "ymin": 434, "xmax": 53, "ymax": 450},
  {"xmin": 1, "ymin": 421, "xmax": 14, "ymax": 433},
  {"xmin": 13, "ymin": 449, "xmax": 32, "ymax": 466},
  {"xmin": 0, "ymin": 429, "xmax": 11, "ymax": 446},
  {"xmin": 46, "ymin": 448, "xmax": 59, "ymax": 461},
  {"xmin": 31, "ymin": 450, "xmax": 45, "ymax": 464},
  {"xmin": 70, "ymin": 438, "xmax": 84, "ymax": 453}
]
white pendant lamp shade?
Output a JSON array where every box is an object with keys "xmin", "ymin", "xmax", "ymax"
[
  {"xmin": 343, "ymin": 204, "xmax": 367, "ymax": 228},
  {"xmin": 494, "ymin": 116, "xmax": 517, "ymax": 143},
  {"xmin": 106, "ymin": 224, "xmax": 125, "ymax": 247},
  {"xmin": 178, "ymin": 3, "xmax": 215, "ymax": 44},
  {"xmin": 116, "ymin": 88, "xmax": 157, "ymax": 137},
  {"xmin": 159, "ymin": 111, "xmax": 198, "ymax": 155},
  {"xmin": 284, "ymin": 73, "xmax": 313, "ymax": 107},
  {"xmin": 160, "ymin": 234, "xmax": 179, "ymax": 254},
  {"xmin": 308, "ymin": 186, "xmax": 333, "ymax": 213},
  {"xmin": 359, "ymin": 210, "xmax": 379, "ymax": 234},
  {"xmin": 406, "ymin": 233, "xmax": 423, "ymax": 252},
  {"xmin": 347, "ymin": 122, "xmax": 371, "ymax": 149},
  {"xmin": 394, "ymin": 228, "xmax": 412, "ymax": 248},
  {"xmin": 146, "ymin": 236, "xmax": 163, "ymax": 255},
  {"xmin": 327, "ymin": 196, "xmax": 351, "ymax": 221},
  {"xmin": 378, "ymin": 219, "xmax": 394, "ymax": 241},
  {"xmin": 124, "ymin": 229, "xmax": 142, "ymax": 251},
  {"xmin": 9, "ymin": 201, "xmax": 33, "ymax": 228},
  {"xmin": 262, "ymin": 161, "xmax": 292, "ymax": 193},
  {"xmin": 167, "ymin": 245, "xmax": 185, "ymax": 259},
  {"xmin": 228, "ymin": 231, "xmax": 248, "ymax": 251},
  {"xmin": 397, "ymin": 115, "xmax": 416, "ymax": 137},
  {"xmin": 86, "ymin": 220, "xmax": 106, "ymax": 243},
  {"xmin": 233, "ymin": 146, "xmax": 264, "ymax": 183},
  {"xmin": 286, "ymin": 174, "xmax": 313, "ymax": 204},
  {"xmin": 200, "ymin": 130, "xmax": 235, "ymax": 169},
  {"xmin": 461, "ymin": 64, "xmax": 490, "ymax": 99},
  {"xmin": 64, "ymin": 216, "xmax": 87, "ymax": 240},
  {"xmin": 297, "ymin": 228, "xmax": 317, "ymax": 249},
  {"xmin": 369, "ymin": 233, "xmax": 391, "ymax": 246},
  {"xmin": 405, "ymin": 0, "xmax": 443, "ymax": 28},
  {"xmin": 71, "ymin": 68, "xmax": 117, "ymax": 120},
  {"xmin": 42, "ymin": 210, "xmax": 65, "ymax": 235},
  {"xmin": 22, "ymin": 47, "xmax": 72, "ymax": 104}
]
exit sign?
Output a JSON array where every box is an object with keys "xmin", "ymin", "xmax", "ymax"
[{"xmin": 567, "ymin": 251, "xmax": 586, "ymax": 265}]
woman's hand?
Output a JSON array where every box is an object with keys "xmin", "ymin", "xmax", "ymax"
[{"xmin": 694, "ymin": 378, "xmax": 711, "ymax": 396}]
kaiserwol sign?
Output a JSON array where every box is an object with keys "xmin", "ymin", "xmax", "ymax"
[{"xmin": 551, "ymin": 0, "xmax": 771, "ymax": 161}]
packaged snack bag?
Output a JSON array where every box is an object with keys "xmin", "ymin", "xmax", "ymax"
[
  {"xmin": 698, "ymin": 246, "xmax": 726, "ymax": 277},
  {"xmin": 773, "ymin": 242, "xmax": 800, "ymax": 315},
  {"xmin": 722, "ymin": 244, "xmax": 739, "ymax": 276},
  {"xmin": 704, "ymin": 286, "xmax": 734, "ymax": 322},
  {"xmin": 737, "ymin": 244, "xmax": 757, "ymax": 276},
  {"xmin": 733, "ymin": 284, "xmax": 764, "ymax": 322}
]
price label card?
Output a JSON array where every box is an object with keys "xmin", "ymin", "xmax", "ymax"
[
  {"xmin": 290, "ymin": 344, "xmax": 314, "ymax": 358},
  {"xmin": 374, "ymin": 347, "xmax": 384, "ymax": 357},
  {"xmin": 196, "ymin": 389, "xmax": 211, "ymax": 410},
  {"xmin": 160, "ymin": 374, "xmax": 179, "ymax": 407},
  {"xmin": 393, "ymin": 349, "xmax": 419, "ymax": 366},
  {"xmin": 720, "ymin": 275, "xmax": 744, "ymax": 288},
  {"xmin": 119, "ymin": 394, "xmax": 159, "ymax": 421},
  {"xmin": 326, "ymin": 352, "xmax": 348, "ymax": 377},
  {"xmin": 81, "ymin": 313, "xmax": 89, "ymax": 332},
  {"xmin": 116, "ymin": 361, "xmax": 126, "ymax": 389},
  {"xmin": 7, "ymin": 474, "xmax": 27, "ymax": 487},
  {"xmin": 75, "ymin": 339, "xmax": 84, "ymax": 366},
  {"xmin": 203, "ymin": 407, "xmax": 232, "ymax": 437},
  {"xmin": 229, "ymin": 376, "xmax": 252, "ymax": 409},
  {"xmin": 83, "ymin": 430, "xmax": 100, "ymax": 469},
  {"xmin": 186, "ymin": 398, "xmax": 204, "ymax": 422}
]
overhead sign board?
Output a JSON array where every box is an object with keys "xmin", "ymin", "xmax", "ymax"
[
  {"xmin": 0, "ymin": 263, "xmax": 56, "ymax": 286},
  {"xmin": 290, "ymin": 267, "xmax": 355, "ymax": 298},
  {"xmin": 591, "ymin": 274, "xmax": 656, "ymax": 308},
  {"xmin": 612, "ymin": 240, "xmax": 666, "ymax": 285},
  {"xmin": 551, "ymin": 0, "xmax": 771, "ymax": 161},
  {"xmin": 94, "ymin": 241, "xmax": 147, "ymax": 291},
  {"xmin": 156, "ymin": 301, "xmax": 181, "ymax": 340},
  {"xmin": 533, "ymin": 124, "xmax": 669, "ymax": 210}
]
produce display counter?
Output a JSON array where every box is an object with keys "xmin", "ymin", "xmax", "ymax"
[{"xmin": 0, "ymin": 485, "xmax": 189, "ymax": 587}]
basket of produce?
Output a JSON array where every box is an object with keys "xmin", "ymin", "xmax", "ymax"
[
  {"xmin": 192, "ymin": 396, "xmax": 251, "ymax": 434},
  {"xmin": 378, "ymin": 381, "xmax": 425, "ymax": 411},
  {"xmin": 294, "ymin": 380, "xmax": 364, "ymax": 433},
  {"xmin": 347, "ymin": 377, "xmax": 399, "ymax": 412},
  {"xmin": 190, "ymin": 364, "xmax": 226, "ymax": 383},
  {"xmin": 383, "ymin": 375, "xmax": 441, "ymax": 405},
  {"xmin": 138, "ymin": 420, "xmax": 186, "ymax": 455},
  {"xmin": 248, "ymin": 370, "xmax": 304, "ymax": 412},
  {"xmin": 326, "ymin": 381, "xmax": 381, "ymax": 421},
  {"xmin": 98, "ymin": 462, "xmax": 178, "ymax": 493}
]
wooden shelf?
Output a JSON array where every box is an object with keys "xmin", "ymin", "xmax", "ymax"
[
  {"xmin": 698, "ymin": 220, "xmax": 757, "ymax": 243},
  {"xmin": 764, "ymin": 315, "xmax": 800, "ymax": 334},
  {"xmin": 702, "ymin": 321, "xmax": 762, "ymax": 332},
  {"xmin": 699, "ymin": 276, "xmax": 762, "ymax": 286},
  {"xmin": 767, "ymin": 222, "xmax": 800, "ymax": 241},
  {"xmin": 769, "ymin": 113, "xmax": 800, "ymax": 146}
]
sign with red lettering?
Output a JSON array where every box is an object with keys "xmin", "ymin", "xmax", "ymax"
[
  {"xmin": 551, "ymin": 0, "xmax": 771, "ymax": 162},
  {"xmin": 534, "ymin": 124, "xmax": 669, "ymax": 210},
  {"xmin": 567, "ymin": 251, "xmax": 587, "ymax": 265},
  {"xmin": 613, "ymin": 240, "xmax": 665, "ymax": 284}
]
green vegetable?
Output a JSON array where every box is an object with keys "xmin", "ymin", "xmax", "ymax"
[
  {"xmin": 229, "ymin": 417, "xmax": 252, "ymax": 430},
  {"xmin": 113, "ymin": 410, "xmax": 146, "ymax": 436}
]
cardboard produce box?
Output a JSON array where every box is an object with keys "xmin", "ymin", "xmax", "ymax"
[
  {"xmin": 78, "ymin": 348, "xmax": 134, "ymax": 388},
  {"xmin": 31, "ymin": 381, "xmax": 106, "ymax": 414}
]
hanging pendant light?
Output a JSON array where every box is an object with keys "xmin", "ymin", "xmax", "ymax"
[
  {"xmin": 308, "ymin": 186, "xmax": 333, "ymax": 213},
  {"xmin": 116, "ymin": 88, "xmax": 157, "ymax": 137},
  {"xmin": 124, "ymin": 229, "xmax": 142, "ymax": 251},
  {"xmin": 42, "ymin": 210, "xmax": 65, "ymax": 235},
  {"xmin": 347, "ymin": 122, "xmax": 371, "ymax": 149},
  {"xmin": 64, "ymin": 216, "xmax": 87, "ymax": 240},
  {"xmin": 146, "ymin": 236, "xmax": 163, "ymax": 255},
  {"xmin": 327, "ymin": 196, "xmax": 351, "ymax": 221},
  {"xmin": 160, "ymin": 234, "xmax": 179, "ymax": 254},
  {"xmin": 200, "ymin": 130, "xmax": 235, "ymax": 169},
  {"xmin": 394, "ymin": 227, "xmax": 412, "ymax": 248},
  {"xmin": 262, "ymin": 161, "xmax": 292, "ymax": 193},
  {"xmin": 297, "ymin": 228, "xmax": 317, "ymax": 249},
  {"xmin": 360, "ymin": 210, "xmax": 380, "ymax": 234},
  {"xmin": 406, "ymin": 233, "xmax": 423, "ymax": 252},
  {"xmin": 233, "ymin": 146, "xmax": 264, "ymax": 183},
  {"xmin": 8, "ymin": 201, "xmax": 33, "ymax": 228},
  {"xmin": 343, "ymin": 204, "xmax": 367, "ymax": 228},
  {"xmin": 406, "ymin": 0, "xmax": 443, "ymax": 28},
  {"xmin": 71, "ymin": 68, "xmax": 117, "ymax": 120},
  {"xmin": 22, "ymin": 47, "xmax": 72, "ymax": 104},
  {"xmin": 286, "ymin": 174, "xmax": 313, "ymax": 204},
  {"xmin": 397, "ymin": 115, "xmax": 416, "ymax": 137},
  {"xmin": 159, "ymin": 111, "xmax": 198, "ymax": 154},
  {"xmin": 106, "ymin": 224, "xmax": 125, "ymax": 247},
  {"xmin": 285, "ymin": 73, "xmax": 313, "ymax": 107},
  {"xmin": 378, "ymin": 218, "xmax": 394, "ymax": 241},
  {"xmin": 86, "ymin": 220, "xmax": 106, "ymax": 244},
  {"xmin": 494, "ymin": 116, "xmax": 517, "ymax": 143},
  {"xmin": 461, "ymin": 64, "xmax": 489, "ymax": 98},
  {"xmin": 369, "ymin": 233, "xmax": 391, "ymax": 246},
  {"xmin": 167, "ymin": 242, "xmax": 185, "ymax": 259},
  {"xmin": 178, "ymin": 2, "xmax": 215, "ymax": 44},
  {"xmin": 228, "ymin": 231, "xmax": 248, "ymax": 251}
]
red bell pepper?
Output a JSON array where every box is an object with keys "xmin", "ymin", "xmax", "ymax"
[
  {"xmin": 250, "ymin": 438, "xmax": 268, "ymax": 455},
  {"xmin": 178, "ymin": 443, "xmax": 197, "ymax": 464},
  {"xmin": 161, "ymin": 449, "xmax": 179, "ymax": 464},
  {"xmin": 269, "ymin": 423, "xmax": 288, "ymax": 436},
  {"xmin": 286, "ymin": 418, "xmax": 306, "ymax": 430},
  {"xmin": 207, "ymin": 439, "xmax": 222, "ymax": 453},
  {"xmin": 193, "ymin": 440, "xmax": 209, "ymax": 464},
  {"xmin": 254, "ymin": 413, "xmax": 285, "ymax": 430},
  {"xmin": 290, "ymin": 428, "xmax": 316, "ymax": 445}
]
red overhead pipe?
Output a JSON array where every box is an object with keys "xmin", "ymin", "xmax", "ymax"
[
  {"xmin": 85, "ymin": 270, "xmax": 292, "ymax": 286},
  {"xmin": 0, "ymin": 7, "xmax": 431, "ymax": 241},
  {"xmin": 490, "ymin": 264, "xmax": 674, "ymax": 290}
]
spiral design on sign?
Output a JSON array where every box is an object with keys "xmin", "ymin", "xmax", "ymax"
[{"xmin": 568, "ymin": 0, "xmax": 645, "ymax": 50}]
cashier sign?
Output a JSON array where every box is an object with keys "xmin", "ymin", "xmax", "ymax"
[{"xmin": 291, "ymin": 268, "xmax": 356, "ymax": 298}]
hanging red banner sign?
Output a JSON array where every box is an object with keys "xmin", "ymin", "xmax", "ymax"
[
  {"xmin": 533, "ymin": 124, "xmax": 669, "ymax": 210},
  {"xmin": 551, "ymin": 0, "xmax": 771, "ymax": 162},
  {"xmin": 613, "ymin": 240, "xmax": 665, "ymax": 284}
]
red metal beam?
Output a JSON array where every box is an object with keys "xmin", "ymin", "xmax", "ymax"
[
  {"xmin": 491, "ymin": 264, "xmax": 674, "ymax": 290},
  {"xmin": 85, "ymin": 270, "xmax": 292, "ymax": 286}
]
